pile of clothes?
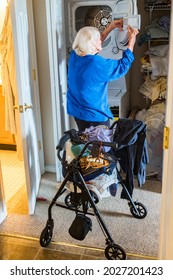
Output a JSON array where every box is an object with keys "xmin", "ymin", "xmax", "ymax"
[
  {"xmin": 139, "ymin": 75, "xmax": 167, "ymax": 101},
  {"xmin": 136, "ymin": 104, "xmax": 164, "ymax": 179},
  {"xmin": 141, "ymin": 44, "xmax": 169, "ymax": 78},
  {"xmin": 138, "ymin": 15, "xmax": 170, "ymax": 46}
]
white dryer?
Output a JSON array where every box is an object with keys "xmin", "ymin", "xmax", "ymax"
[{"xmin": 64, "ymin": 0, "xmax": 140, "ymax": 119}]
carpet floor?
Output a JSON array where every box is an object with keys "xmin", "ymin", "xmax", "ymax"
[{"xmin": 0, "ymin": 173, "xmax": 162, "ymax": 259}]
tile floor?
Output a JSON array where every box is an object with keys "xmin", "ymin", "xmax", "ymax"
[{"xmin": 0, "ymin": 234, "xmax": 153, "ymax": 260}]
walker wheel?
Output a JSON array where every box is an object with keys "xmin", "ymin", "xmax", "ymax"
[
  {"xmin": 105, "ymin": 243, "xmax": 126, "ymax": 260},
  {"xmin": 64, "ymin": 193, "xmax": 82, "ymax": 209},
  {"xmin": 40, "ymin": 225, "xmax": 53, "ymax": 247},
  {"xmin": 65, "ymin": 193, "xmax": 75, "ymax": 208},
  {"xmin": 129, "ymin": 201, "xmax": 147, "ymax": 219}
]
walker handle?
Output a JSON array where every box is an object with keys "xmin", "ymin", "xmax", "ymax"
[{"xmin": 56, "ymin": 134, "xmax": 71, "ymax": 151}]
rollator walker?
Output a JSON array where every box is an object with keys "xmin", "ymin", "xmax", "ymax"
[{"xmin": 40, "ymin": 119, "xmax": 148, "ymax": 260}]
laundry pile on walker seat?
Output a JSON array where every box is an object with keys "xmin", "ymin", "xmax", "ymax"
[{"xmin": 65, "ymin": 125, "xmax": 119, "ymax": 200}]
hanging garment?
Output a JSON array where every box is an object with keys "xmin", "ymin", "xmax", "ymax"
[{"xmin": 111, "ymin": 118, "xmax": 149, "ymax": 199}]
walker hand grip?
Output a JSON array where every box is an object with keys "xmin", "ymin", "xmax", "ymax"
[
  {"xmin": 91, "ymin": 141, "xmax": 119, "ymax": 149},
  {"xmin": 56, "ymin": 134, "xmax": 71, "ymax": 151},
  {"xmin": 101, "ymin": 141, "xmax": 119, "ymax": 148}
]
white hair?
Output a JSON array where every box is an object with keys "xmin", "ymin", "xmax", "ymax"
[{"xmin": 72, "ymin": 26, "xmax": 100, "ymax": 55}]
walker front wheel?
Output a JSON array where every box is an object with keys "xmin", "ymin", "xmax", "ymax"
[
  {"xmin": 40, "ymin": 226, "xmax": 53, "ymax": 247},
  {"xmin": 40, "ymin": 219, "xmax": 54, "ymax": 247},
  {"xmin": 105, "ymin": 243, "xmax": 126, "ymax": 260},
  {"xmin": 129, "ymin": 201, "xmax": 147, "ymax": 219}
]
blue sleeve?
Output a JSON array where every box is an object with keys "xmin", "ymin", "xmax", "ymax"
[{"xmin": 93, "ymin": 49, "xmax": 134, "ymax": 82}]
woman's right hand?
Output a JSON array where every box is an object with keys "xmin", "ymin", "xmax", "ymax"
[{"xmin": 127, "ymin": 26, "xmax": 139, "ymax": 52}]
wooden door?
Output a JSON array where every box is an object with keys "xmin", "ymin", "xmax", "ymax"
[
  {"xmin": 0, "ymin": 85, "xmax": 16, "ymax": 146},
  {"xmin": 10, "ymin": 0, "xmax": 41, "ymax": 214}
]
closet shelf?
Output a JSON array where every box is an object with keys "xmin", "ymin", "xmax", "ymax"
[
  {"xmin": 145, "ymin": 4, "xmax": 171, "ymax": 11},
  {"xmin": 149, "ymin": 37, "xmax": 169, "ymax": 41}
]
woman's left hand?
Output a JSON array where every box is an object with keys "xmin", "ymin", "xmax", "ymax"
[{"xmin": 127, "ymin": 26, "xmax": 139, "ymax": 52}]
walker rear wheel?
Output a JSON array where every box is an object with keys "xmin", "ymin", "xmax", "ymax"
[
  {"xmin": 105, "ymin": 243, "xmax": 126, "ymax": 260},
  {"xmin": 65, "ymin": 193, "xmax": 82, "ymax": 209}
]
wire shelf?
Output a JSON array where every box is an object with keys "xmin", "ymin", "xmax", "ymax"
[{"xmin": 145, "ymin": 4, "xmax": 171, "ymax": 11}]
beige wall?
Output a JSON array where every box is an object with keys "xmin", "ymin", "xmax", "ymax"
[{"xmin": 32, "ymin": 0, "xmax": 56, "ymax": 168}]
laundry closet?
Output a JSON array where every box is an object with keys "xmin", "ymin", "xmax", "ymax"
[{"xmin": 58, "ymin": 0, "xmax": 170, "ymax": 179}]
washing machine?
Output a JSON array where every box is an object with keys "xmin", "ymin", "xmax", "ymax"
[{"xmin": 64, "ymin": 0, "xmax": 140, "ymax": 119}]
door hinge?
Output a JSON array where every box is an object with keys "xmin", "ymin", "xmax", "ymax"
[
  {"xmin": 32, "ymin": 69, "xmax": 36, "ymax": 80},
  {"xmin": 163, "ymin": 126, "xmax": 170, "ymax": 149},
  {"xmin": 38, "ymin": 140, "xmax": 41, "ymax": 150}
]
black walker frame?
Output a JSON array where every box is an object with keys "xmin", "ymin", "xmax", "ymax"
[{"xmin": 40, "ymin": 132, "xmax": 147, "ymax": 260}]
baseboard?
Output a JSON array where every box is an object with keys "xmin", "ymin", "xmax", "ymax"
[{"xmin": 44, "ymin": 165, "xmax": 56, "ymax": 173}]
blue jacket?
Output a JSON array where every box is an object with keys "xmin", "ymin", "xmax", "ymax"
[{"xmin": 67, "ymin": 49, "xmax": 134, "ymax": 122}]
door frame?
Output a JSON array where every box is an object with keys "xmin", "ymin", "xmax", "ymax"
[
  {"xmin": 45, "ymin": 0, "xmax": 69, "ymax": 181},
  {"xmin": 159, "ymin": 4, "xmax": 173, "ymax": 260},
  {"xmin": 27, "ymin": 0, "xmax": 45, "ymax": 174},
  {"xmin": 0, "ymin": 161, "xmax": 7, "ymax": 223}
]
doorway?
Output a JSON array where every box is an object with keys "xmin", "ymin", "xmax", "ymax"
[
  {"xmin": 0, "ymin": 150, "xmax": 27, "ymax": 214},
  {"xmin": 0, "ymin": 0, "xmax": 27, "ymax": 215}
]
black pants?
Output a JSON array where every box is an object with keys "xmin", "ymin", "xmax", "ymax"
[{"xmin": 74, "ymin": 117, "xmax": 110, "ymax": 132}]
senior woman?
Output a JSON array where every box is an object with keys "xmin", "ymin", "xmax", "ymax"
[{"xmin": 67, "ymin": 20, "xmax": 138, "ymax": 131}]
